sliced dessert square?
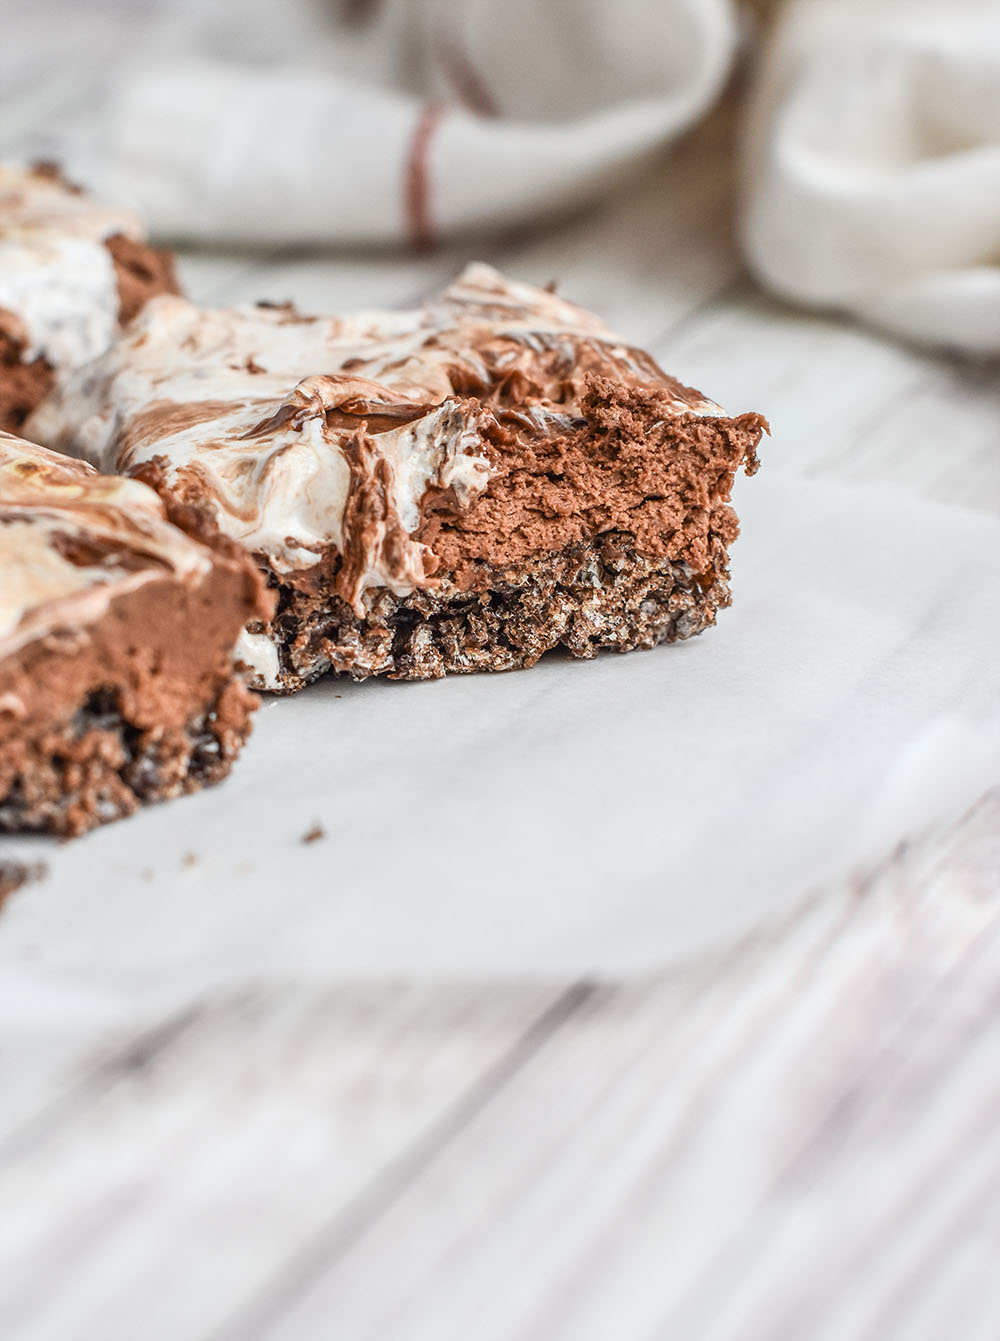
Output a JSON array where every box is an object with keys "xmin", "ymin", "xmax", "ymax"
[
  {"xmin": 0, "ymin": 432, "xmax": 267, "ymax": 835},
  {"xmin": 0, "ymin": 162, "xmax": 179, "ymax": 434},
  {"xmin": 30, "ymin": 264, "xmax": 766, "ymax": 690}
]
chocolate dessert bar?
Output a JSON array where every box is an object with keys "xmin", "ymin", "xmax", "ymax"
[
  {"xmin": 30, "ymin": 264, "xmax": 766, "ymax": 691},
  {"xmin": 0, "ymin": 163, "xmax": 178, "ymax": 434},
  {"xmin": 0, "ymin": 432, "xmax": 267, "ymax": 835}
]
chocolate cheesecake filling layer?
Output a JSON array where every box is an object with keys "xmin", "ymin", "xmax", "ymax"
[
  {"xmin": 418, "ymin": 377, "xmax": 764, "ymax": 588},
  {"xmin": 0, "ymin": 573, "xmax": 258, "ymax": 835}
]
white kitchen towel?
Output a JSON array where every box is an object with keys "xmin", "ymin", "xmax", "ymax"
[
  {"xmin": 741, "ymin": 0, "xmax": 1000, "ymax": 353},
  {"xmin": 70, "ymin": 0, "xmax": 1000, "ymax": 352},
  {"xmin": 1, "ymin": 473, "xmax": 998, "ymax": 986},
  {"xmin": 82, "ymin": 0, "xmax": 739, "ymax": 249}
]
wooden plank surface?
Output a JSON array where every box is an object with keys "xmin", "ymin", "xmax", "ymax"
[{"xmin": 1, "ymin": 8, "xmax": 999, "ymax": 1338}]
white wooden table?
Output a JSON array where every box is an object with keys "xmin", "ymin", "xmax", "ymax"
[{"xmin": 2, "ymin": 12, "xmax": 1000, "ymax": 1338}]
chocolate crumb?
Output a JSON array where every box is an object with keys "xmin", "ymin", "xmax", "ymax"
[
  {"xmin": 302, "ymin": 823, "xmax": 326, "ymax": 844},
  {"xmin": 182, "ymin": 851, "xmax": 198, "ymax": 869},
  {"xmin": 0, "ymin": 859, "xmax": 47, "ymax": 909}
]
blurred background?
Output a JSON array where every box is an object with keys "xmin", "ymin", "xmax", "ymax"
[{"xmin": 6, "ymin": 0, "xmax": 1000, "ymax": 354}]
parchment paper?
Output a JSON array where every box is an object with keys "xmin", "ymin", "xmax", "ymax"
[{"xmin": 1, "ymin": 474, "xmax": 998, "ymax": 989}]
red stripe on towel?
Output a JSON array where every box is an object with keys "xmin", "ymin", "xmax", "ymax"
[{"xmin": 405, "ymin": 102, "xmax": 446, "ymax": 251}]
